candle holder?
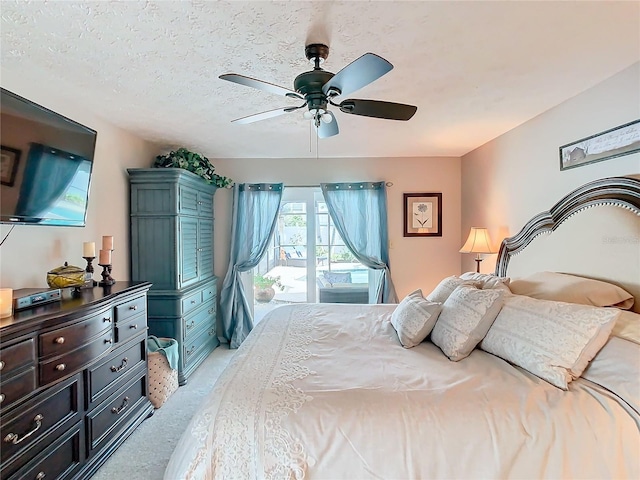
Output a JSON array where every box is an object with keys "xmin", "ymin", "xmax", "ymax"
[
  {"xmin": 81, "ymin": 256, "xmax": 98, "ymax": 288},
  {"xmin": 98, "ymin": 264, "xmax": 115, "ymax": 286}
]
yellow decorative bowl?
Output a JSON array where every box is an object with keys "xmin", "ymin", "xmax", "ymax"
[{"xmin": 47, "ymin": 262, "xmax": 85, "ymax": 288}]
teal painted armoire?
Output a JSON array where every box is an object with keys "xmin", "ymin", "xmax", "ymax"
[{"xmin": 128, "ymin": 168, "xmax": 219, "ymax": 385}]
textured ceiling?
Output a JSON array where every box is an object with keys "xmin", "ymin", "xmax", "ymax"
[{"xmin": 1, "ymin": 1, "xmax": 639, "ymax": 159}]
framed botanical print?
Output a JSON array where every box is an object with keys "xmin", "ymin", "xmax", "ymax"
[
  {"xmin": 403, "ymin": 192, "xmax": 442, "ymax": 237},
  {"xmin": 0, "ymin": 146, "xmax": 21, "ymax": 187}
]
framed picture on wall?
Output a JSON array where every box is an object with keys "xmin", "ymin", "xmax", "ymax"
[
  {"xmin": 403, "ymin": 192, "xmax": 442, "ymax": 237},
  {"xmin": 0, "ymin": 146, "xmax": 21, "ymax": 187},
  {"xmin": 559, "ymin": 119, "xmax": 640, "ymax": 171}
]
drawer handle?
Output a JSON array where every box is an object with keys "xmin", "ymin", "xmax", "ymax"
[
  {"xmin": 186, "ymin": 320, "xmax": 195, "ymax": 330},
  {"xmin": 129, "ymin": 305, "xmax": 138, "ymax": 311},
  {"xmin": 186, "ymin": 346, "xmax": 196, "ymax": 357},
  {"xmin": 36, "ymin": 473, "xmax": 46, "ymax": 480},
  {"xmin": 54, "ymin": 336, "xmax": 65, "ymax": 344},
  {"xmin": 208, "ymin": 329, "xmax": 215, "ymax": 336},
  {"xmin": 0, "ymin": 393, "xmax": 5, "ymax": 404},
  {"xmin": 55, "ymin": 363, "xmax": 66, "ymax": 371},
  {"xmin": 111, "ymin": 396, "xmax": 129, "ymax": 415},
  {"xmin": 110, "ymin": 357, "xmax": 128, "ymax": 373},
  {"xmin": 103, "ymin": 316, "xmax": 112, "ymax": 323},
  {"xmin": 105, "ymin": 338, "xmax": 113, "ymax": 344},
  {"xmin": 4, "ymin": 414, "xmax": 44, "ymax": 444},
  {"xmin": 0, "ymin": 360, "xmax": 4, "ymax": 371},
  {"xmin": 129, "ymin": 324, "xmax": 138, "ymax": 330},
  {"xmin": 190, "ymin": 300, "xmax": 196, "ymax": 304},
  {"xmin": 208, "ymin": 308, "xmax": 214, "ymax": 315}
]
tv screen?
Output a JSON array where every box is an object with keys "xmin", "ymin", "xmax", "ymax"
[{"xmin": 0, "ymin": 88, "xmax": 97, "ymax": 227}]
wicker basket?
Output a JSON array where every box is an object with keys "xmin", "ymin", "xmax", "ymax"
[{"xmin": 147, "ymin": 348, "xmax": 179, "ymax": 409}]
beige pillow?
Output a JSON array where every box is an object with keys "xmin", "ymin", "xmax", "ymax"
[
  {"xmin": 612, "ymin": 310, "xmax": 640, "ymax": 344},
  {"xmin": 508, "ymin": 271, "xmax": 634, "ymax": 310},
  {"xmin": 426, "ymin": 276, "xmax": 477, "ymax": 304},
  {"xmin": 459, "ymin": 271, "xmax": 511, "ymax": 290},
  {"xmin": 391, "ymin": 289, "xmax": 442, "ymax": 348},
  {"xmin": 480, "ymin": 295, "xmax": 621, "ymax": 390},
  {"xmin": 431, "ymin": 285, "xmax": 504, "ymax": 361}
]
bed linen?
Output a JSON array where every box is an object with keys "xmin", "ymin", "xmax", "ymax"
[{"xmin": 164, "ymin": 303, "xmax": 640, "ymax": 480}]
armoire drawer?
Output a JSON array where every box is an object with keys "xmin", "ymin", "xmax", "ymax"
[
  {"xmin": 87, "ymin": 338, "xmax": 146, "ymax": 406},
  {"xmin": 40, "ymin": 307, "xmax": 113, "ymax": 358},
  {"xmin": 1, "ymin": 373, "xmax": 82, "ymax": 466},
  {"xmin": 183, "ymin": 325, "xmax": 216, "ymax": 367},
  {"xmin": 181, "ymin": 289, "xmax": 203, "ymax": 315},
  {"xmin": 182, "ymin": 299, "xmax": 216, "ymax": 340}
]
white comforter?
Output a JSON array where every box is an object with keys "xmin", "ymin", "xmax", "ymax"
[{"xmin": 164, "ymin": 303, "xmax": 640, "ymax": 479}]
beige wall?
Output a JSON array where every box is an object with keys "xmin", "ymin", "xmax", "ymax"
[
  {"xmin": 461, "ymin": 62, "xmax": 640, "ymax": 274},
  {"xmin": 0, "ymin": 78, "xmax": 158, "ymax": 290},
  {"xmin": 212, "ymin": 156, "xmax": 462, "ymax": 299}
]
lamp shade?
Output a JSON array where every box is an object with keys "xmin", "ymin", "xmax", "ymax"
[{"xmin": 460, "ymin": 227, "xmax": 495, "ymax": 254}]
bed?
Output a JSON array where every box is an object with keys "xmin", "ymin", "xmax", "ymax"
[{"xmin": 165, "ymin": 176, "xmax": 640, "ymax": 479}]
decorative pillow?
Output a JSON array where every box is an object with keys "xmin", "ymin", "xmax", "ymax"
[
  {"xmin": 612, "ymin": 310, "xmax": 640, "ymax": 345},
  {"xmin": 460, "ymin": 272, "xmax": 511, "ymax": 290},
  {"xmin": 430, "ymin": 285, "xmax": 504, "ymax": 361},
  {"xmin": 426, "ymin": 276, "xmax": 477, "ymax": 304},
  {"xmin": 480, "ymin": 294, "xmax": 621, "ymax": 389},
  {"xmin": 391, "ymin": 289, "xmax": 442, "ymax": 348},
  {"xmin": 508, "ymin": 271, "xmax": 634, "ymax": 310},
  {"xmin": 322, "ymin": 271, "xmax": 352, "ymax": 286}
]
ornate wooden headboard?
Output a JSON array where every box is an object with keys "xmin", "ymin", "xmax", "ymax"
[{"xmin": 495, "ymin": 176, "xmax": 640, "ymax": 311}]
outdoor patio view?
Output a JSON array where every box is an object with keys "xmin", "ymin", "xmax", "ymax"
[{"xmin": 252, "ymin": 187, "xmax": 369, "ymax": 323}]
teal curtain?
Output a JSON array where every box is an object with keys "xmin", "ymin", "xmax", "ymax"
[
  {"xmin": 219, "ymin": 183, "xmax": 283, "ymax": 348},
  {"xmin": 321, "ymin": 182, "xmax": 397, "ymax": 303}
]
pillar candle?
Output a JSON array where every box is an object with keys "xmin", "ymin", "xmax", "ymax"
[
  {"xmin": 83, "ymin": 241, "xmax": 96, "ymax": 258},
  {"xmin": 0, "ymin": 288, "xmax": 13, "ymax": 318},
  {"xmin": 99, "ymin": 249, "xmax": 111, "ymax": 265},
  {"xmin": 102, "ymin": 235, "xmax": 114, "ymax": 251}
]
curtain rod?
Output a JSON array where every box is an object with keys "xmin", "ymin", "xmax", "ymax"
[{"xmin": 284, "ymin": 182, "xmax": 393, "ymax": 188}]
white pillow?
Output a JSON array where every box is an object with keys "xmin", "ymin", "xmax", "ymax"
[
  {"xmin": 426, "ymin": 276, "xmax": 477, "ymax": 303},
  {"xmin": 460, "ymin": 272, "xmax": 511, "ymax": 290},
  {"xmin": 391, "ymin": 289, "xmax": 442, "ymax": 348},
  {"xmin": 611, "ymin": 310, "xmax": 640, "ymax": 345},
  {"xmin": 431, "ymin": 285, "xmax": 504, "ymax": 361},
  {"xmin": 480, "ymin": 294, "xmax": 621, "ymax": 389}
]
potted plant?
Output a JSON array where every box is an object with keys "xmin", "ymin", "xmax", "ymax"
[
  {"xmin": 153, "ymin": 147, "xmax": 234, "ymax": 188},
  {"xmin": 253, "ymin": 273, "xmax": 284, "ymax": 303}
]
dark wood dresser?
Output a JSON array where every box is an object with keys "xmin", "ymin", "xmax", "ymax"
[{"xmin": 0, "ymin": 282, "xmax": 153, "ymax": 480}]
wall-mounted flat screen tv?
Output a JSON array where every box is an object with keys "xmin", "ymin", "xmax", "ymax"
[{"xmin": 0, "ymin": 88, "xmax": 97, "ymax": 227}]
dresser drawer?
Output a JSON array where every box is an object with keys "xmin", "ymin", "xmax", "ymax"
[
  {"xmin": 40, "ymin": 307, "xmax": 112, "ymax": 358},
  {"xmin": 202, "ymin": 283, "xmax": 216, "ymax": 303},
  {"xmin": 6, "ymin": 422, "xmax": 83, "ymax": 480},
  {"xmin": 183, "ymin": 299, "xmax": 216, "ymax": 341},
  {"xmin": 87, "ymin": 374, "xmax": 147, "ymax": 452},
  {"xmin": 40, "ymin": 330, "xmax": 113, "ymax": 385},
  {"xmin": 183, "ymin": 325, "xmax": 216, "ymax": 367},
  {"xmin": 115, "ymin": 314, "xmax": 147, "ymax": 344},
  {"xmin": 0, "ymin": 367, "xmax": 36, "ymax": 410},
  {"xmin": 87, "ymin": 339, "xmax": 146, "ymax": 406},
  {"xmin": 114, "ymin": 295, "xmax": 147, "ymax": 323},
  {"xmin": 0, "ymin": 338, "xmax": 36, "ymax": 376},
  {"xmin": 1, "ymin": 373, "xmax": 82, "ymax": 466},
  {"xmin": 181, "ymin": 290, "xmax": 202, "ymax": 315}
]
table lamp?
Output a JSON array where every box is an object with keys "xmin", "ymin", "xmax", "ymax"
[{"xmin": 460, "ymin": 227, "xmax": 495, "ymax": 273}]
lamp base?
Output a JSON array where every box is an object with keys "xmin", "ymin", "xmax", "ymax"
[{"xmin": 474, "ymin": 256, "xmax": 483, "ymax": 273}]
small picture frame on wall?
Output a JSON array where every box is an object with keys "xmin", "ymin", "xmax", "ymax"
[
  {"xmin": 0, "ymin": 146, "xmax": 21, "ymax": 187},
  {"xmin": 559, "ymin": 119, "xmax": 640, "ymax": 171},
  {"xmin": 403, "ymin": 192, "xmax": 442, "ymax": 237}
]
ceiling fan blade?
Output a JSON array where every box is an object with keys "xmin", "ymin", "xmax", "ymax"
[
  {"xmin": 317, "ymin": 112, "xmax": 339, "ymax": 138},
  {"xmin": 220, "ymin": 74, "xmax": 303, "ymax": 100},
  {"xmin": 231, "ymin": 107, "xmax": 297, "ymax": 125},
  {"xmin": 322, "ymin": 53, "xmax": 393, "ymax": 98},
  {"xmin": 339, "ymin": 99, "xmax": 417, "ymax": 121}
]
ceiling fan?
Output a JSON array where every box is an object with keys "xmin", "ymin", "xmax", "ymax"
[{"xmin": 219, "ymin": 44, "xmax": 418, "ymax": 138}]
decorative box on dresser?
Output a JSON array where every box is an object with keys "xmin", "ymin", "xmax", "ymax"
[
  {"xmin": 128, "ymin": 168, "xmax": 219, "ymax": 386},
  {"xmin": 0, "ymin": 282, "xmax": 153, "ymax": 480}
]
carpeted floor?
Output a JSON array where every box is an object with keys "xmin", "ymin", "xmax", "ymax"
[{"xmin": 92, "ymin": 344, "xmax": 236, "ymax": 480}]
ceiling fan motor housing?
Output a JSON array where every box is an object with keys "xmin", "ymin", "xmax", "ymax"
[{"xmin": 294, "ymin": 69, "xmax": 334, "ymax": 112}]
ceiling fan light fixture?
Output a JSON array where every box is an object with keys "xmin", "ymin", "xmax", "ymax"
[{"xmin": 320, "ymin": 112, "xmax": 333, "ymax": 123}]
